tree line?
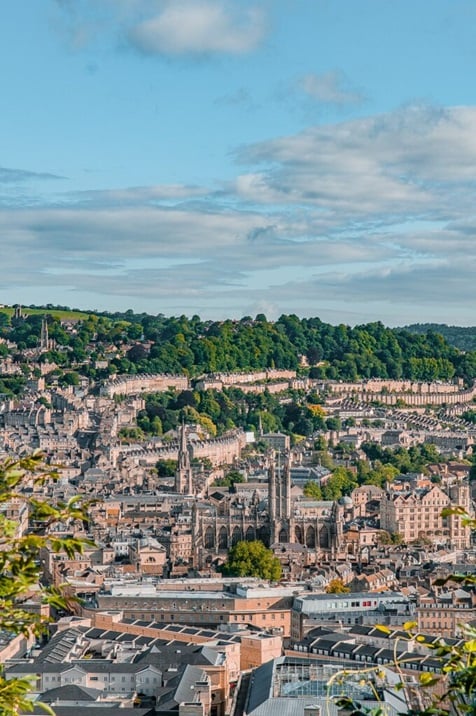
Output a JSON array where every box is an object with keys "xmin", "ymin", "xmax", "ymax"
[{"xmin": 2, "ymin": 310, "xmax": 476, "ymax": 383}]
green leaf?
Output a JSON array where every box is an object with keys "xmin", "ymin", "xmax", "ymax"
[{"xmin": 419, "ymin": 672, "xmax": 440, "ymax": 687}]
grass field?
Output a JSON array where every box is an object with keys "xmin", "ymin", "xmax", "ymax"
[{"xmin": 0, "ymin": 306, "xmax": 92, "ymax": 321}]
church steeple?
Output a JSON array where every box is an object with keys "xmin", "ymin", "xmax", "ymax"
[
  {"xmin": 40, "ymin": 317, "xmax": 49, "ymax": 351},
  {"xmin": 175, "ymin": 422, "xmax": 193, "ymax": 494}
]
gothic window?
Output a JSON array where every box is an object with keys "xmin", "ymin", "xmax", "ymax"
[
  {"xmin": 231, "ymin": 527, "xmax": 243, "ymax": 546},
  {"xmin": 246, "ymin": 526, "xmax": 255, "ymax": 541},
  {"xmin": 218, "ymin": 526, "xmax": 228, "ymax": 549},
  {"xmin": 205, "ymin": 526, "xmax": 215, "ymax": 549},
  {"xmin": 319, "ymin": 525, "xmax": 329, "ymax": 549},
  {"xmin": 279, "ymin": 528, "xmax": 288, "ymax": 543},
  {"xmin": 305, "ymin": 525, "xmax": 316, "ymax": 548}
]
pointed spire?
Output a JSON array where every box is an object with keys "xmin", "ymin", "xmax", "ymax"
[
  {"xmin": 175, "ymin": 421, "xmax": 193, "ymax": 495},
  {"xmin": 179, "ymin": 418, "xmax": 188, "ymax": 465},
  {"xmin": 40, "ymin": 317, "xmax": 49, "ymax": 351}
]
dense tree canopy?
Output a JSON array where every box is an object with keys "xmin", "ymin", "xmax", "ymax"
[
  {"xmin": 405, "ymin": 323, "xmax": 476, "ymax": 352},
  {"xmin": 2, "ymin": 308, "xmax": 476, "ymax": 382},
  {"xmin": 220, "ymin": 540, "xmax": 282, "ymax": 580},
  {"xmin": 361, "ymin": 442, "xmax": 442, "ymax": 474}
]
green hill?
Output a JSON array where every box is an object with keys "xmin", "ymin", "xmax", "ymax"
[
  {"xmin": 0, "ymin": 305, "xmax": 91, "ymax": 321},
  {"xmin": 403, "ymin": 323, "xmax": 476, "ymax": 352}
]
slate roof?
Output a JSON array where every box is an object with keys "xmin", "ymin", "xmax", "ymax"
[
  {"xmin": 173, "ymin": 665, "xmax": 208, "ymax": 706},
  {"xmin": 40, "ymin": 684, "xmax": 102, "ymax": 702},
  {"xmin": 305, "ymin": 626, "xmax": 341, "ymax": 641},
  {"xmin": 35, "ymin": 627, "xmax": 87, "ymax": 664},
  {"xmin": 331, "ymin": 641, "xmax": 359, "ymax": 656},
  {"xmin": 7, "ymin": 659, "xmax": 162, "ymax": 676},
  {"xmin": 246, "ymin": 658, "xmax": 275, "ymax": 713},
  {"xmin": 49, "ymin": 709, "xmax": 154, "ymax": 716},
  {"xmin": 132, "ymin": 642, "xmax": 221, "ymax": 670}
]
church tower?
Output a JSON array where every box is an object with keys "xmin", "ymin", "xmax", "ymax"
[
  {"xmin": 175, "ymin": 423, "xmax": 193, "ymax": 494},
  {"xmin": 282, "ymin": 451, "xmax": 292, "ymax": 521},
  {"xmin": 268, "ymin": 450, "xmax": 293, "ymax": 544},
  {"xmin": 40, "ymin": 317, "xmax": 49, "ymax": 351},
  {"xmin": 268, "ymin": 453, "xmax": 277, "ymax": 543}
]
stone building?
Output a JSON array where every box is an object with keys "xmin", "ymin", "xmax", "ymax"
[
  {"xmin": 191, "ymin": 450, "xmax": 344, "ymax": 569},
  {"xmin": 380, "ymin": 481, "xmax": 471, "ymax": 548}
]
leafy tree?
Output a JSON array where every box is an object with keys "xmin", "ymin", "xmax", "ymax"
[
  {"xmin": 359, "ymin": 461, "xmax": 399, "ymax": 488},
  {"xmin": 220, "ymin": 540, "xmax": 282, "ymax": 580},
  {"xmin": 326, "ymin": 578, "xmax": 350, "ymax": 594},
  {"xmin": 59, "ymin": 371, "xmax": 80, "ymax": 386},
  {"xmin": 303, "ymin": 481, "xmax": 323, "ymax": 500},
  {"xmin": 0, "ymin": 454, "xmax": 91, "ymax": 715},
  {"xmin": 156, "ymin": 459, "xmax": 177, "ymax": 477},
  {"xmin": 377, "ymin": 530, "xmax": 392, "ymax": 545},
  {"xmin": 379, "ymin": 530, "xmax": 404, "ymax": 545},
  {"xmin": 213, "ymin": 470, "xmax": 246, "ymax": 488},
  {"xmin": 118, "ymin": 426, "xmax": 145, "ymax": 443},
  {"xmin": 462, "ymin": 409, "xmax": 476, "ymax": 424},
  {"xmin": 314, "ymin": 450, "xmax": 335, "ymax": 470},
  {"xmin": 321, "ymin": 467, "xmax": 358, "ymax": 500},
  {"xmin": 326, "ymin": 416, "xmax": 342, "ymax": 432},
  {"xmin": 198, "ymin": 413, "xmax": 217, "ymax": 437},
  {"xmin": 314, "ymin": 436, "xmax": 328, "ymax": 451},
  {"xmin": 361, "ymin": 441, "xmax": 442, "ymax": 474}
]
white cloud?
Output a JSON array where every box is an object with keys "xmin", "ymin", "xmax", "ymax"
[
  {"xmin": 128, "ymin": 1, "xmax": 266, "ymax": 56},
  {"xmin": 0, "ymin": 166, "xmax": 65, "ymax": 183},
  {"xmin": 298, "ymin": 70, "xmax": 364, "ymax": 106},
  {"xmin": 3, "ymin": 104, "xmax": 476, "ymax": 323},
  {"xmin": 235, "ymin": 104, "xmax": 476, "ymax": 216},
  {"xmin": 71, "ymin": 184, "xmax": 211, "ymax": 205},
  {"xmin": 51, "ymin": 0, "xmax": 267, "ymax": 56}
]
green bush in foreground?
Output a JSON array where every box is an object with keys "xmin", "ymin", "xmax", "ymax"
[{"xmin": 0, "ymin": 454, "xmax": 92, "ymax": 715}]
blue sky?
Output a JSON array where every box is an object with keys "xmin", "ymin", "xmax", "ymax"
[{"xmin": 1, "ymin": 0, "xmax": 476, "ymax": 325}]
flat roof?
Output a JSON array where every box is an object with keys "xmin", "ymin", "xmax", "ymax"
[{"xmin": 106, "ymin": 588, "xmax": 233, "ymax": 600}]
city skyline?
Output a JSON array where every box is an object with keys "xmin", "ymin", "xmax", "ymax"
[{"xmin": 1, "ymin": 1, "xmax": 476, "ymax": 325}]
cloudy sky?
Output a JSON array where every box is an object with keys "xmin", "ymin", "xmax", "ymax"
[{"xmin": 1, "ymin": 0, "xmax": 476, "ymax": 325}]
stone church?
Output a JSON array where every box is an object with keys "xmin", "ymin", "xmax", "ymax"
[{"xmin": 173, "ymin": 427, "xmax": 346, "ymax": 567}]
